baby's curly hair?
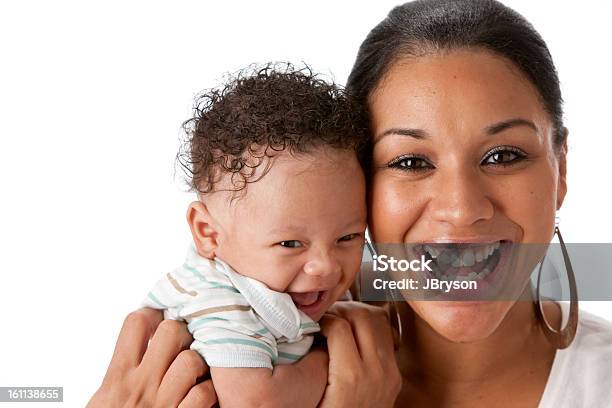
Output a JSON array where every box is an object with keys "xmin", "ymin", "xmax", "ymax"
[{"xmin": 177, "ymin": 63, "xmax": 370, "ymax": 195}]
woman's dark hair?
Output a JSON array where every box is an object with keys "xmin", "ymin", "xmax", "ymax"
[
  {"xmin": 178, "ymin": 63, "xmax": 369, "ymax": 194},
  {"xmin": 347, "ymin": 0, "xmax": 566, "ymax": 146}
]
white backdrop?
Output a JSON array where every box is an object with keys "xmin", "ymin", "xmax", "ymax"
[{"xmin": 1, "ymin": 1, "xmax": 611, "ymax": 406}]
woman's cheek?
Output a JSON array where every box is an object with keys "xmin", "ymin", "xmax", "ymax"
[
  {"xmin": 369, "ymin": 174, "xmax": 421, "ymax": 242},
  {"xmin": 494, "ymin": 169, "xmax": 557, "ymax": 243}
]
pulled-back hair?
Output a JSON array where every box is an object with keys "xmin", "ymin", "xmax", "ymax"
[
  {"xmin": 347, "ymin": 0, "xmax": 566, "ymax": 147},
  {"xmin": 178, "ymin": 63, "xmax": 369, "ymax": 194}
]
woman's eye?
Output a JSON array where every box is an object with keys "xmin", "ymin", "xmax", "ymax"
[
  {"xmin": 279, "ymin": 240, "xmax": 303, "ymax": 248},
  {"xmin": 388, "ymin": 155, "xmax": 433, "ymax": 171},
  {"xmin": 482, "ymin": 147, "xmax": 527, "ymax": 166}
]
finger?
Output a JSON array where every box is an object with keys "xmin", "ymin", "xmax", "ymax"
[
  {"xmin": 178, "ymin": 380, "xmax": 218, "ymax": 408},
  {"xmin": 334, "ymin": 303, "xmax": 395, "ymax": 366},
  {"xmin": 139, "ymin": 319, "xmax": 193, "ymax": 385},
  {"xmin": 105, "ymin": 308, "xmax": 164, "ymax": 380},
  {"xmin": 357, "ymin": 313, "xmax": 395, "ymax": 367},
  {"xmin": 156, "ymin": 350, "xmax": 209, "ymax": 407},
  {"xmin": 318, "ymin": 314, "xmax": 361, "ymax": 370}
]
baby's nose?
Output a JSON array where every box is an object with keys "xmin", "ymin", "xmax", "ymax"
[{"xmin": 303, "ymin": 253, "xmax": 341, "ymax": 277}]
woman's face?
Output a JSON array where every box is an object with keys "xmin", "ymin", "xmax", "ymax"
[{"xmin": 368, "ymin": 49, "xmax": 567, "ymax": 342}]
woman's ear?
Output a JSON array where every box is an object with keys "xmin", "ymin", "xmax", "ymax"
[
  {"xmin": 187, "ymin": 201, "xmax": 219, "ymax": 259},
  {"xmin": 556, "ymin": 127, "xmax": 569, "ymax": 210}
]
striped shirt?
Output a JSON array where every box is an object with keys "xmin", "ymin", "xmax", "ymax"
[{"xmin": 143, "ymin": 246, "xmax": 320, "ymax": 369}]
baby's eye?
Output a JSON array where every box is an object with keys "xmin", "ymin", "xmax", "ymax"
[
  {"xmin": 338, "ymin": 233, "xmax": 360, "ymax": 242},
  {"xmin": 482, "ymin": 146, "xmax": 527, "ymax": 166},
  {"xmin": 279, "ymin": 240, "xmax": 303, "ymax": 248}
]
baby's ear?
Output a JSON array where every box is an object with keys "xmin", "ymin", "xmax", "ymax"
[{"xmin": 187, "ymin": 201, "xmax": 219, "ymax": 259}]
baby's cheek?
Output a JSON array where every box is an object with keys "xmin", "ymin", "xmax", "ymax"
[
  {"xmin": 230, "ymin": 252, "xmax": 297, "ymax": 292},
  {"xmin": 351, "ymin": 250, "xmax": 364, "ymax": 279},
  {"xmin": 336, "ymin": 249, "xmax": 363, "ymax": 292},
  {"xmin": 266, "ymin": 262, "xmax": 302, "ymax": 292}
]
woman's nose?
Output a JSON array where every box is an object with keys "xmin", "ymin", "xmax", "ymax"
[
  {"xmin": 303, "ymin": 250, "xmax": 341, "ymax": 277},
  {"xmin": 428, "ymin": 167, "xmax": 495, "ymax": 227}
]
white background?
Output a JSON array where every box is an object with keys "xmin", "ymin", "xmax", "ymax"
[{"xmin": 1, "ymin": 1, "xmax": 611, "ymax": 406}]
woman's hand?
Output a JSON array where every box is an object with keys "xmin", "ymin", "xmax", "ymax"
[
  {"xmin": 87, "ymin": 308, "xmax": 218, "ymax": 408},
  {"xmin": 318, "ymin": 301, "xmax": 402, "ymax": 408}
]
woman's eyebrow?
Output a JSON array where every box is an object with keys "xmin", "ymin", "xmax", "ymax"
[
  {"xmin": 485, "ymin": 118, "xmax": 538, "ymax": 135},
  {"xmin": 375, "ymin": 118, "xmax": 538, "ymax": 144},
  {"xmin": 374, "ymin": 128, "xmax": 428, "ymax": 144}
]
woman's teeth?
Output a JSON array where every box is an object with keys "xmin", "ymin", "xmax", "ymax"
[
  {"xmin": 424, "ymin": 242, "xmax": 499, "ymax": 266},
  {"xmin": 422, "ymin": 242, "xmax": 501, "ymax": 281}
]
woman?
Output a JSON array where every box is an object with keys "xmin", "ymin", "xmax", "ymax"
[{"xmin": 88, "ymin": 0, "xmax": 612, "ymax": 406}]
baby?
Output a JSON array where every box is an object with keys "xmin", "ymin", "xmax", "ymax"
[{"xmin": 144, "ymin": 64, "xmax": 369, "ymax": 407}]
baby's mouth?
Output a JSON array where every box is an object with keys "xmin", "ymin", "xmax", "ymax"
[
  {"xmin": 289, "ymin": 291, "xmax": 322, "ymax": 307},
  {"xmin": 288, "ymin": 290, "xmax": 330, "ymax": 319}
]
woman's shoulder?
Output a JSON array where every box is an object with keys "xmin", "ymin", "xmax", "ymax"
[
  {"xmin": 539, "ymin": 304, "xmax": 612, "ymax": 407},
  {"xmin": 572, "ymin": 304, "xmax": 612, "ymax": 351}
]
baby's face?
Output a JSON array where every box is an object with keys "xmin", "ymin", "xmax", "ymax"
[{"xmin": 211, "ymin": 148, "xmax": 366, "ymax": 321}]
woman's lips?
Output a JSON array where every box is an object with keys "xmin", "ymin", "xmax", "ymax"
[
  {"xmin": 428, "ymin": 241, "xmax": 513, "ymax": 300},
  {"xmin": 394, "ymin": 240, "xmax": 515, "ymax": 300},
  {"xmin": 288, "ymin": 290, "xmax": 330, "ymax": 319}
]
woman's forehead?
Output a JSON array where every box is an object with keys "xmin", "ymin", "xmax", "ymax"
[{"xmin": 368, "ymin": 49, "xmax": 550, "ymax": 139}]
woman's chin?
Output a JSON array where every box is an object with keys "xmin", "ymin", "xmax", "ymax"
[{"xmin": 410, "ymin": 300, "xmax": 515, "ymax": 343}]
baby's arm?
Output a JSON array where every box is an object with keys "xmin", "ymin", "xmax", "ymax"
[
  {"xmin": 211, "ymin": 350, "xmax": 328, "ymax": 408},
  {"xmin": 190, "ymin": 313, "xmax": 328, "ymax": 408}
]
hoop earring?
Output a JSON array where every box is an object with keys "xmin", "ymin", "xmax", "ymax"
[
  {"xmin": 388, "ymin": 287, "xmax": 405, "ymax": 349},
  {"xmin": 534, "ymin": 224, "xmax": 579, "ymax": 349},
  {"xmin": 388, "ymin": 301, "xmax": 403, "ymax": 350}
]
